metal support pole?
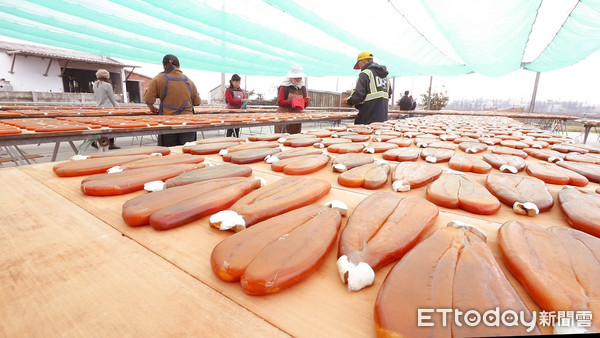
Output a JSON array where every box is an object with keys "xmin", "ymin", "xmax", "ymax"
[
  {"xmin": 68, "ymin": 141, "xmax": 78, "ymax": 153},
  {"xmin": 221, "ymin": 72, "xmax": 226, "ymax": 102},
  {"xmin": 391, "ymin": 77, "xmax": 396, "ymax": 107},
  {"xmin": 125, "ymin": 66, "xmax": 137, "ymax": 81},
  {"xmin": 9, "ymin": 54, "xmax": 17, "ymax": 74},
  {"xmin": 59, "ymin": 60, "xmax": 69, "ymax": 77},
  {"xmin": 13, "ymin": 145, "xmax": 32, "ymax": 165},
  {"xmin": 528, "ymin": 72, "xmax": 541, "ymax": 114},
  {"xmin": 583, "ymin": 124, "xmax": 591, "ymax": 144},
  {"xmin": 3, "ymin": 146, "xmax": 20, "ymax": 165},
  {"xmin": 51, "ymin": 142, "xmax": 61, "ymax": 162},
  {"xmin": 120, "ymin": 68, "xmax": 129, "ymax": 103},
  {"xmin": 427, "ymin": 76, "xmax": 432, "ymax": 110},
  {"xmin": 43, "ymin": 58, "xmax": 53, "ymax": 77}
]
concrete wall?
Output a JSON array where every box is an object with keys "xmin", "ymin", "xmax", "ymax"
[
  {"xmin": 209, "ymin": 84, "xmax": 225, "ymax": 105},
  {"xmin": 0, "ymin": 53, "xmax": 64, "ymax": 92},
  {"xmin": 0, "ymin": 52, "xmax": 127, "ymax": 102},
  {"xmin": 0, "ymin": 91, "xmax": 123, "ymax": 103}
]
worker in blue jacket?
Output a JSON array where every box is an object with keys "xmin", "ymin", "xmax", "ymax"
[{"xmin": 345, "ymin": 51, "xmax": 392, "ymax": 125}]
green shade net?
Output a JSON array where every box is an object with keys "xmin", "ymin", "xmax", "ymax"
[
  {"xmin": 419, "ymin": 0, "xmax": 542, "ymax": 77},
  {"xmin": 264, "ymin": 0, "xmax": 471, "ymax": 77},
  {"xmin": 0, "ymin": 0, "xmax": 599, "ymax": 78},
  {"xmin": 0, "ymin": 0, "xmax": 297, "ymax": 75},
  {"xmin": 526, "ymin": 0, "xmax": 600, "ymax": 72}
]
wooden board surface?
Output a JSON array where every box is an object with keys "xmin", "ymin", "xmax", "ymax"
[
  {"xmin": 15, "ymin": 177, "xmax": 566, "ymax": 333},
  {"xmin": 22, "ymin": 162, "xmax": 382, "ymax": 337},
  {"xmin": 9, "ymin": 137, "xmax": 600, "ymax": 337},
  {"xmin": 0, "ymin": 168, "xmax": 286, "ymax": 337},
  {"xmin": 200, "ymin": 145, "xmax": 594, "ymax": 229}
]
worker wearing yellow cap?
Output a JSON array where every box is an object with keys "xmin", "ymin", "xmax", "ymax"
[{"xmin": 344, "ymin": 51, "xmax": 392, "ymax": 125}]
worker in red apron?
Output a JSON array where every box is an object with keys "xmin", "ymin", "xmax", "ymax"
[
  {"xmin": 276, "ymin": 64, "xmax": 309, "ymax": 134},
  {"xmin": 224, "ymin": 74, "xmax": 248, "ymax": 137}
]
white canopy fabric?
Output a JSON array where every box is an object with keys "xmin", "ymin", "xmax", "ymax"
[{"xmin": 0, "ymin": 0, "xmax": 598, "ymax": 77}]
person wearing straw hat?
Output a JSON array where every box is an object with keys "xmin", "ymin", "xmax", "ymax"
[
  {"xmin": 144, "ymin": 54, "xmax": 201, "ymax": 147},
  {"xmin": 92, "ymin": 69, "xmax": 120, "ymax": 149},
  {"xmin": 276, "ymin": 63, "xmax": 310, "ymax": 134},
  {"xmin": 344, "ymin": 51, "xmax": 392, "ymax": 125}
]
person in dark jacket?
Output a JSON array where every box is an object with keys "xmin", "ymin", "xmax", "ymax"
[
  {"xmin": 399, "ymin": 90, "xmax": 413, "ymax": 111},
  {"xmin": 345, "ymin": 51, "xmax": 392, "ymax": 125}
]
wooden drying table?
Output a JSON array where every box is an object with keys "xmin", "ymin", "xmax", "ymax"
[
  {"xmin": 395, "ymin": 110, "xmax": 579, "ymax": 135},
  {"xmin": 3, "ymin": 142, "xmax": 597, "ymax": 336},
  {"xmin": 0, "ymin": 116, "xmax": 351, "ymax": 164},
  {"xmin": 581, "ymin": 119, "xmax": 600, "ymax": 144},
  {"xmin": 0, "ymin": 165, "xmax": 284, "ymax": 337}
]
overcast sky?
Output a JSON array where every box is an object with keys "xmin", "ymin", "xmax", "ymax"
[{"xmin": 129, "ymin": 47, "xmax": 600, "ymax": 106}]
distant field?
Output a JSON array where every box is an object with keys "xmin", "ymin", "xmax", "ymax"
[
  {"xmin": 514, "ymin": 118, "xmax": 584, "ymax": 132},
  {"xmin": 567, "ymin": 122, "xmax": 583, "ymax": 132}
]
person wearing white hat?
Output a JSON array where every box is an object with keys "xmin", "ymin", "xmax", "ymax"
[
  {"xmin": 92, "ymin": 69, "xmax": 120, "ymax": 149},
  {"xmin": 275, "ymin": 64, "xmax": 310, "ymax": 134},
  {"xmin": 344, "ymin": 51, "xmax": 392, "ymax": 125}
]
